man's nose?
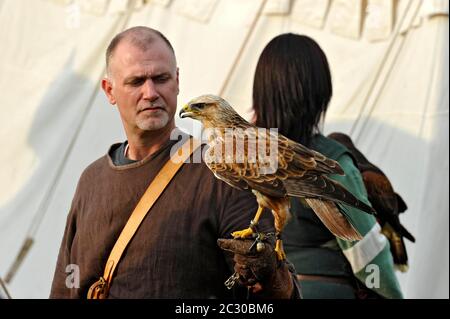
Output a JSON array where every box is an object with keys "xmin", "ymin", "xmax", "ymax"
[{"xmin": 142, "ymin": 79, "xmax": 159, "ymax": 100}]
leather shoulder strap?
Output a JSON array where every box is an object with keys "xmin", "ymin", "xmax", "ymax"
[{"xmin": 102, "ymin": 137, "xmax": 201, "ymax": 285}]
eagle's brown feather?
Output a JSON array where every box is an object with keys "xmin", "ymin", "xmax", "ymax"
[{"xmin": 180, "ymin": 95, "xmax": 374, "ymax": 244}]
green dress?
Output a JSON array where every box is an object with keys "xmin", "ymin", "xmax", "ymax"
[{"xmin": 284, "ymin": 134, "xmax": 403, "ymax": 299}]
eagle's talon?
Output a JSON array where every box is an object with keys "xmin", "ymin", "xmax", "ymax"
[{"xmin": 231, "ymin": 228, "xmax": 254, "ymax": 239}]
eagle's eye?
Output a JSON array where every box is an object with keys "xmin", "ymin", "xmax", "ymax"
[{"xmin": 191, "ymin": 102, "xmax": 206, "ymax": 110}]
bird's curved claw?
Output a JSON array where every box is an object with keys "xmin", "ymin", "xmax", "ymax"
[{"xmin": 231, "ymin": 228, "xmax": 254, "ymax": 239}]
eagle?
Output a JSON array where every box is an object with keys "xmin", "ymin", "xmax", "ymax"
[
  {"xmin": 328, "ymin": 132, "xmax": 415, "ymax": 271},
  {"xmin": 179, "ymin": 95, "xmax": 374, "ymax": 260}
]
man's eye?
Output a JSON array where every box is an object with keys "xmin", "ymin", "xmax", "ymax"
[
  {"xmin": 127, "ymin": 78, "xmax": 145, "ymax": 86},
  {"xmin": 154, "ymin": 76, "xmax": 170, "ymax": 83}
]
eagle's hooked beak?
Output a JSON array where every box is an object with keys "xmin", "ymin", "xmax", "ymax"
[
  {"xmin": 179, "ymin": 103, "xmax": 204, "ymax": 119},
  {"xmin": 179, "ymin": 104, "xmax": 193, "ymax": 119}
]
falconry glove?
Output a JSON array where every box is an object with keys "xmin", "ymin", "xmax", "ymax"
[{"xmin": 217, "ymin": 238, "xmax": 296, "ymax": 298}]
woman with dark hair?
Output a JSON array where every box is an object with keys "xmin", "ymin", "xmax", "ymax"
[{"xmin": 252, "ymin": 33, "xmax": 403, "ymax": 299}]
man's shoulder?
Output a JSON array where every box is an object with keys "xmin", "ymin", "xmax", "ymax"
[
  {"xmin": 85, "ymin": 154, "xmax": 110, "ymax": 173},
  {"xmin": 78, "ymin": 145, "xmax": 117, "ymax": 183}
]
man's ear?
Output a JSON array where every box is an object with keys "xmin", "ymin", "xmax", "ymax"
[{"xmin": 101, "ymin": 77, "xmax": 116, "ymax": 105}]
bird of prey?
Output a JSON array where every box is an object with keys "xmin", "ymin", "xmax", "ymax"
[
  {"xmin": 328, "ymin": 132, "xmax": 415, "ymax": 272},
  {"xmin": 179, "ymin": 95, "xmax": 374, "ymax": 260}
]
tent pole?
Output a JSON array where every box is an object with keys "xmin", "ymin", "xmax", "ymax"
[{"xmin": 0, "ymin": 276, "xmax": 12, "ymax": 299}]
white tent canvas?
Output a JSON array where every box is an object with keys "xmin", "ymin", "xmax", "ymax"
[{"xmin": 0, "ymin": 0, "xmax": 448, "ymax": 298}]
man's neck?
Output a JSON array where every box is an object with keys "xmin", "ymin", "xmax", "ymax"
[{"xmin": 126, "ymin": 124, "xmax": 175, "ymax": 161}]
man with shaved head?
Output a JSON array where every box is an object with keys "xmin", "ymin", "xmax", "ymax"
[
  {"xmin": 50, "ymin": 26, "xmax": 300, "ymax": 299},
  {"xmin": 103, "ymin": 26, "xmax": 179, "ymax": 159}
]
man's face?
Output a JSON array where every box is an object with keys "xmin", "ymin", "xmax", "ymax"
[{"xmin": 102, "ymin": 39, "xmax": 179, "ymax": 134}]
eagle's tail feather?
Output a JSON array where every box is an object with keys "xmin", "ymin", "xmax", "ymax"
[{"xmin": 306, "ymin": 199, "xmax": 362, "ymax": 241}]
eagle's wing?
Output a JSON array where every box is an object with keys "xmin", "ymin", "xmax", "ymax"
[
  {"xmin": 204, "ymin": 147, "xmax": 250, "ymax": 191},
  {"xmin": 204, "ymin": 129, "xmax": 349, "ymax": 200},
  {"xmin": 363, "ymin": 169, "xmax": 398, "ymax": 214},
  {"xmin": 283, "ymin": 135, "xmax": 344, "ymax": 176},
  {"xmin": 270, "ymin": 134, "xmax": 374, "ymax": 214},
  {"xmin": 362, "ymin": 170, "xmax": 415, "ymax": 242},
  {"xmin": 283, "ymin": 172, "xmax": 374, "ymax": 214},
  {"xmin": 396, "ymin": 193, "xmax": 408, "ymax": 213},
  {"xmin": 205, "ymin": 141, "xmax": 285, "ymax": 197}
]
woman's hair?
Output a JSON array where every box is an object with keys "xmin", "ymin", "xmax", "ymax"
[{"xmin": 252, "ymin": 33, "xmax": 332, "ymax": 146}]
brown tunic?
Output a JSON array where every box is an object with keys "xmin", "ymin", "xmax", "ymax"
[{"xmin": 50, "ymin": 132, "xmax": 273, "ymax": 298}]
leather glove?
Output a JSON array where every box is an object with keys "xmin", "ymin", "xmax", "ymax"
[{"xmin": 217, "ymin": 238, "xmax": 294, "ymax": 299}]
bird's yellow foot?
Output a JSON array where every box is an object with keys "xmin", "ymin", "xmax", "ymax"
[
  {"xmin": 275, "ymin": 239, "xmax": 286, "ymax": 261},
  {"xmin": 232, "ymin": 228, "xmax": 254, "ymax": 239}
]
